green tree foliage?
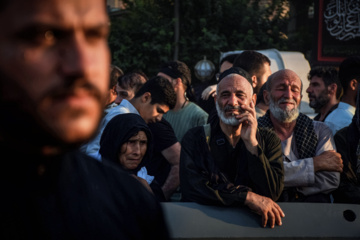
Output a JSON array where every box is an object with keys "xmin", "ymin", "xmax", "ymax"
[{"xmin": 109, "ymin": 0, "xmax": 294, "ymax": 84}]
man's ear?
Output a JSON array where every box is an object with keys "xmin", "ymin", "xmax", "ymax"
[
  {"xmin": 176, "ymin": 78, "xmax": 182, "ymax": 85},
  {"xmin": 141, "ymin": 92, "xmax": 152, "ymax": 103},
  {"xmin": 111, "ymin": 86, "xmax": 117, "ymax": 95},
  {"xmin": 252, "ymin": 93, "xmax": 257, "ymax": 107},
  {"xmin": 263, "ymin": 90, "xmax": 270, "ymax": 105},
  {"xmin": 350, "ymin": 79, "xmax": 358, "ymax": 91},
  {"xmin": 251, "ymin": 75, "xmax": 257, "ymax": 89},
  {"xmin": 328, "ymin": 83, "xmax": 337, "ymax": 95}
]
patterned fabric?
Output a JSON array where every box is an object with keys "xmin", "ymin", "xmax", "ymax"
[{"xmin": 258, "ymin": 110, "xmax": 318, "ymax": 159}]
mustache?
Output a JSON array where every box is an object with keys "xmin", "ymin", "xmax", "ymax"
[
  {"xmin": 307, "ymin": 93, "xmax": 315, "ymax": 98},
  {"xmin": 223, "ymin": 105, "xmax": 245, "ymax": 113},
  {"xmin": 44, "ymin": 79, "xmax": 103, "ymax": 102},
  {"xmin": 277, "ymin": 98, "xmax": 297, "ymax": 105}
]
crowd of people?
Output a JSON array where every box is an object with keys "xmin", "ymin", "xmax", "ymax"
[{"xmin": 1, "ymin": 0, "xmax": 360, "ymax": 238}]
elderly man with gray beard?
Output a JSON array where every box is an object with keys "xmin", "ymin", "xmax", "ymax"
[
  {"xmin": 258, "ymin": 69, "xmax": 343, "ymax": 203},
  {"xmin": 180, "ymin": 67, "xmax": 285, "ymax": 228}
]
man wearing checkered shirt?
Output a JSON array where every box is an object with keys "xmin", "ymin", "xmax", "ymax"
[{"xmin": 258, "ymin": 69, "xmax": 342, "ymax": 202}]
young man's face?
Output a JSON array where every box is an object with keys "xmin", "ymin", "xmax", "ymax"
[
  {"xmin": 0, "ymin": 0, "xmax": 110, "ymax": 145},
  {"xmin": 306, "ymin": 76, "xmax": 329, "ymax": 111},
  {"xmin": 140, "ymin": 102, "xmax": 169, "ymax": 124}
]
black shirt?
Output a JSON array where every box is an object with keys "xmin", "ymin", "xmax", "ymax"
[
  {"xmin": 0, "ymin": 148, "xmax": 170, "ymax": 239},
  {"xmin": 147, "ymin": 118, "xmax": 179, "ymax": 186}
]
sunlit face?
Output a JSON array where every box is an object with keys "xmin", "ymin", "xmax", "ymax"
[
  {"xmin": 215, "ymin": 74, "xmax": 254, "ymax": 126},
  {"xmin": 114, "ymin": 83, "xmax": 135, "ymax": 104},
  {"xmin": 139, "ymin": 102, "xmax": 169, "ymax": 124},
  {"xmin": 118, "ymin": 131, "xmax": 148, "ymax": 170},
  {"xmin": 306, "ymin": 76, "xmax": 329, "ymax": 111},
  {"xmin": 0, "ymin": 0, "xmax": 110, "ymax": 145},
  {"xmin": 266, "ymin": 70, "xmax": 302, "ymax": 123}
]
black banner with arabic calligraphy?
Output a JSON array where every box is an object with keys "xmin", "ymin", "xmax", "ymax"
[{"xmin": 314, "ymin": 0, "xmax": 360, "ymax": 64}]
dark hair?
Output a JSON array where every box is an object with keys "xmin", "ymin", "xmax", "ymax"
[
  {"xmin": 220, "ymin": 54, "xmax": 239, "ymax": 66},
  {"xmin": 135, "ymin": 76, "xmax": 176, "ymax": 110},
  {"xmin": 109, "ymin": 65, "xmax": 123, "ymax": 89},
  {"xmin": 233, "ymin": 50, "xmax": 271, "ymax": 79},
  {"xmin": 118, "ymin": 71, "xmax": 148, "ymax": 94},
  {"xmin": 159, "ymin": 60, "xmax": 191, "ymax": 90},
  {"xmin": 339, "ymin": 56, "xmax": 360, "ymax": 93},
  {"xmin": 308, "ymin": 66, "xmax": 342, "ymax": 99}
]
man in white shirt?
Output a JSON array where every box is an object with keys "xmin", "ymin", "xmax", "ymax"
[
  {"xmin": 82, "ymin": 76, "xmax": 176, "ymax": 156},
  {"xmin": 306, "ymin": 66, "xmax": 345, "ymax": 135}
]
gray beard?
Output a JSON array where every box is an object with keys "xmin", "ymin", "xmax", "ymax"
[
  {"xmin": 269, "ymin": 97, "xmax": 300, "ymax": 123},
  {"xmin": 215, "ymin": 101, "xmax": 240, "ymax": 126}
]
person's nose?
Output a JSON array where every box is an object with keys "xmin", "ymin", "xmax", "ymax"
[
  {"xmin": 132, "ymin": 142, "xmax": 141, "ymax": 155},
  {"xmin": 283, "ymin": 87, "xmax": 292, "ymax": 99},
  {"xmin": 227, "ymin": 94, "xmax": 239, "ymax": 106},
  {"xmin": 306, "ymin": 85, "xmax": 312, "ymax": 94},
  {"xmin": 59, "ymin": 33, "xmax": 92, "ymax": 79},
  {"xmin": 155, "ymin": 113, "xmax": 163, "ymax": 122}
]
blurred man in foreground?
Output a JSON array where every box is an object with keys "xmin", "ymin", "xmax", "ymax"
[{"xmin": 0, "ymin": 0, "xmax": 169, "ymax": 239}]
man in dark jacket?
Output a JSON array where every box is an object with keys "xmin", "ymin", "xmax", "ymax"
[
  {"xmin": 332, "ymin": 58, "xmax": 360, "ymax": 204},
  {"xmin": 0, "ymin": 0, "xmax": 169, "ymax": 239},
  {"xmin": 180, "ymin": 67, "xmax": 285, "ymax": 229}
]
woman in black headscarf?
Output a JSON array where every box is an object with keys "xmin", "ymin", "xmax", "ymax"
[{"xmin": 99, "ymin": 113, "xmax": 164, "ymax": 200}]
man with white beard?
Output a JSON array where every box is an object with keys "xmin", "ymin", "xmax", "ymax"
[
  {"xmin": 258, "ymin": 69, "xmax": 343, "ymax": 203},
  {"xmin": 180, "ymin": 67, "xmax": 285, "ymax": 228}
]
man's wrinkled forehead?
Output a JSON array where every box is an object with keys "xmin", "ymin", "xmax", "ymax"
[
  {"xmin": 0, "ymin": 0, "xmax": 108, "ymax": 29},
  {"xmin": 218, "ymin": 74, "xmax": 253, "ymax": 94},
  {"xmin": 269, "ymin": 69, "xmax": 302, "ymax": 89}
]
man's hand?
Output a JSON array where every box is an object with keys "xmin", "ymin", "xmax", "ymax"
[
  {"xmin": 132, "ymin": 175, "xmax": 154, "ymax": 195},
  {"xmin": 201, "ymin": 84, "xmax": 217, "ymax": 100},
  {"xmin": 313, "ymin": 150, "xmax": 343, "ymax": 173},
  {"xmin": 244, "ymin": 191, "xmax": 285, "ymax": 228},
  {"xmin": 236, "ymin": 101, "xmax": 258, "ymax": 154}
]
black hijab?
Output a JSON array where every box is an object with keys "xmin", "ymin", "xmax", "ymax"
[{"xmin": 99, "ymin": 113, "xmax": 153, "ymax": 174}]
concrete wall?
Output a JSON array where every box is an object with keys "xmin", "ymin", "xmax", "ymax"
[{"xmin": 162, "ymin": 202, "xmax": 360, "ymax": 239}]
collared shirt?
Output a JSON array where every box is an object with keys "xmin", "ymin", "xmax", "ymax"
[
  {"xmin": 80, "ymin": 99, "xmax": 139, "ymax": 155},
  {"xmin": 323, "ymin": 102, "xmax": 355, "ymax": 135},
  {"xmin": 281, "ymin": 121, "xmax": 340, "ymax": 196}
]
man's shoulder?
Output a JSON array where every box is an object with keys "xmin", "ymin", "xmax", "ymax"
[
  {"xmin": 182, "ymin": 124, "xmax": 207, "ymax": 143},
  {"xmin": 64, "ymin": 150, "xmax": 158, "ymax": 197},
  {"xmin": 187, "ymin": 102, "xmax": 208, "ymax": 116},
  {"xmin": 334, "ymin": 125, "xmax": 349, "ymax": 142},
  {"xmin": 327, "ymin": 104, "xmax": 355, "ymax": 119},
  {"xmin": 257, "ymin": 127, "xmax": 281, "ymax": 146},
  {"xmin": 312, "ymin": 120, "xmax": 332, "ymax": 130}
]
